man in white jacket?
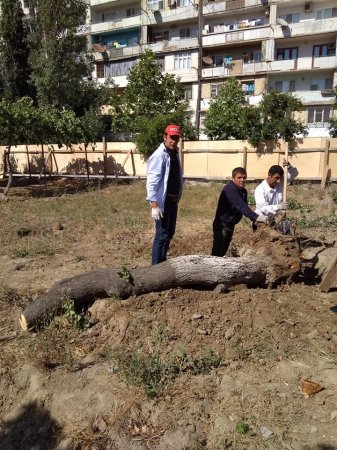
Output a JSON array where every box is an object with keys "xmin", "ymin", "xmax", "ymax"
[
  {"xmin": 254, "ymin": 162, "xmax": 298, "ymax": 220},
  {"xmin": 146, "ymin": 124, "xmax": 183, "ymax": 265}
]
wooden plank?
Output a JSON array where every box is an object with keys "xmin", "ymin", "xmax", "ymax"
[
  {"xmin": 319, "ymin": 256, "xmax": 337, "ymax": 293},
  {"xmin": 320, "ymin": 140, "xmax": 330, "ymax": 190},
  {"xmin": 242, "ymin": 146, "xmax": 247, "ymax": 170},
  {"xmin": 283, "ymin": 142, "xmax": 289, "ymax": 202}
]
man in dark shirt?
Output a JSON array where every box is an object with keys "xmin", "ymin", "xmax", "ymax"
[{"xmin": 211, "ymin": 167, "xmax": 266, "ymax": 257}]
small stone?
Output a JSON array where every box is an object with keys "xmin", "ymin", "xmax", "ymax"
[
  {"xmin": 331, "ymin": 335, "xmax": 337, "ymax": 345},
  {"xmin": 310, "ymin": 426, "xmax": 317, "ymax": 434},
  {"xmin": 197, "ymin": 329, "xmax": 207, "ymax": 335},
  {"xmin": 225, "ymin": 327, "xmax": 235, "ymax": 340},
  {"xmin": 331, "ymin": 411, "xmax": 337, "ymax": 421},
  {"xmin": 260, "ymin": 426, "xmax": 273, "ymax": 440},
  {"xmin": 213, "ymin": 283, "xmax": 228, "ymax": 293},
  {"xmin": 192, "ymin": 313, "xmax": 203, "ymax": 320},
  {"xmin": 307, "ymin": 330, "xmax": 318, "ymax": 339},
  {"xmin": 53, "ymin": 438, "xmax": 73, "ymax": 450}
]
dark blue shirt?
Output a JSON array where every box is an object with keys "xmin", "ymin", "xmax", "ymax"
[{"xmin": 213, "ymin": 180, "xmax": 259, "ymax": 228}]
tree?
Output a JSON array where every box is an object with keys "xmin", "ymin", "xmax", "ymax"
[
  {"xmin": 328, "ymin": 85, "xmax": 337, "ymax": 137},
  {"xmin": 203, "ymin": 78, "xmax": 249, "ymax": 140},
  {"xmin": 247, "ymin": 90, "xmax": 308, "ymax": 147},
  {"xmin": 28, "ymin": 0, "xmax": 95, "ymax": 115},
  {"xmin": 0, "ymin": 0, "xmax": 34, "ymax": 100}
]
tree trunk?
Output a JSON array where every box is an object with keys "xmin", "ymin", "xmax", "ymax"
[{"xmin": 19, "ymin": 255, "xmax": 269, "ymax": 331}]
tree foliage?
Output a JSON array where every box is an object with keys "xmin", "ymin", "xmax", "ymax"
[
  {"xmin": 0, "ymin": 0, "xmax": 33, "ymax": 100},
  {"xmin": 248, "ymin": 90, "xmax": 308, "ymax": 147},
  {"xmin": 203, "ymin": 78, "xmax": 249, "ymax": 140},
  {"xmin": 28, "ymin": 0, "xmax": 95, "ymax": 115},
  {"xmin": 118, "ymin": 50, "xmax": 196, "ymax": 157}
]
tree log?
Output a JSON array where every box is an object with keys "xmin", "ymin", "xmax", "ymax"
[{"xmin": 19, "ymin": 255, "xmax": 269, "ymax": 331}]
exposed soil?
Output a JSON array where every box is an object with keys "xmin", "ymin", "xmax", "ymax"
[{"xmin": 0, "ymin": 179, "xmax": 337, "ymax": 450}]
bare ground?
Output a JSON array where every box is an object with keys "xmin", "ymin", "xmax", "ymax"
[{"xmin": 0, "ymin": 178, "xmax": 337, "ymax": 450}]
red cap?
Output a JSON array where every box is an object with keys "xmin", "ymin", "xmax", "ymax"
[{"xmin": 165, "ymin": 124, "xmax": 181, "ymax": 137}]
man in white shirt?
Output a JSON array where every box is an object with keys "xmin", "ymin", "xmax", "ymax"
[{"xmin": 254, "ymin": 162, "xmax": 298, "ymax": 220}]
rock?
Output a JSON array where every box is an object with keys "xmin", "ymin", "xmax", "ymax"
[
  {"xmin": 225, "ymin": 327, "xmax": 235, "ymax": 340},
  {"xmin": 260, "ymin": 426, "xmax": 273, "ymax": 440},
  {"xmin": 158, "ymin": 428, "xmax": 193, "ymax": 450},
  {"xmin": 331, "ymin": 411, "xmax": 337, "ymax": 421},
  {"xmin": 93, "ymin": 417, "xmax": 107, "ymax": 433},
  {"xmin": 307, "ymin": 329, "xmax": 318, "ymax": 339},
  {"xmin": 310, "ymin": 426, "xmax": 317, "ymax": 433},
  {"xmin": 331, "ymin": 335, "xmax": 337, "ymax": 345},
  {"xmin": 79, "ymin": 354, "xmax": 97, "ymax": 368},
  {"xmin": 213, "ymin": 283, "xmax": 228, "ymax": 293},
  {"xmin": 192, "ymin": 313, "xmax": 203, "ymax": 320},
  {"xmin": 52, "ymin": 438, "xmax": 73, "ymax": 450},
  {"xmin": 197, "ymin": 328, "xmax": 208, "ymax": 335}
]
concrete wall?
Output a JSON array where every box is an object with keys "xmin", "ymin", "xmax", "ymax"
[{"xmin": 1, "ymin": 138, "xmax": 337, "ymax": 181}]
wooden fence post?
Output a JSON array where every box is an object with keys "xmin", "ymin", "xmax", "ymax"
[
  {"xmin": 102, "ymin": 136, "xmax": 107, "ymax": 180},
  {"xmin": 320, "ymin": 139, "xmax": 330, "ymax": 190},
  {"xmin": 242, "ymin": 146, "xmax": 247, "ymax": 170}
]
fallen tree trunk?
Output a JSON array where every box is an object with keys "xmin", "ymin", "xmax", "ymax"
[{"xmin": 20, "ymin": 255, "xmax": 269, "ymax": 331}]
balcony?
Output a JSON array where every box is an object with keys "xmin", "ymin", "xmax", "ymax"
[
  {"xmin": 202, "ymin": 25, "xmax": 270, "ymax": 47},
  {"xmin": 98, "ymin": 75, "xmax": 128, "ymax": 87},
  {"xmin": 204, "ymin": 0, "xmax": 266, "ymax": 16},
  {"xmin": 145, "ymin": 5, "xmax": 198, "ymax": 25},
  {"xmin": 90, "ymin": 15, "xmax": 141, "ymax": 34},
  {"xmin": 202, "ymin": 59, "xmax": 243, "ymax": 78},
  {"xmin": 90, "ymin": 0, "xmax": 121, "ymax": 6},
  {"xmin": 163, "ymin": 69, "xmax": 198, "ymax": 83},
  {"xmin": 243, "ymin": 55, "xmax": 337, "ymax": 75},
  {"xmin": 147, "ymin": 37, "xmax": 198, "ymax": 53},
  {"xmin": 273, "ymin": 17, "xmax": 337, "ymax": 39}
]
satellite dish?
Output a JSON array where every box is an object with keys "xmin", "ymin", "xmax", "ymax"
[
  {"xmin": 202, "ymin": 56, "xmax": 213, "ymax": 65},
  {"xmin": 277, "ymin": 17, "xmax": 288, "ymax": 27},
  {"xmin": 92, "ymin": 43, "xmax": 107, "ymax": 53}
]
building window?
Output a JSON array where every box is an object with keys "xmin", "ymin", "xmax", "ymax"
[
  {"xmin": 105, "ymin": 59, "xmax": 137, "ymax": 77},
  {"xmin": 275, "ymin": 80, "xmax": 296, "ymax": 92},
  {"xmin": 279, "ymin": 13, "xmax": 300, "ymax": 24},
  {"xmin": 307, "ymin": 106, "xmax": 332, "ymax": 127},
  {"xmin": 174, "ymin": 52, "xmax": 191, "ymax": 70},
  {"xmin": 241, "ymin": 81, "xmax": 254, "ymax": 94},
  {"xmin": 317, "ymin": 8, "xmax": 337, "ymax": 20},
  {"xmin": 179, "ymin": 28, "xmax": 191, "ymax": 38},
  {"xmin": 211, "ymin": 83, "xmax": 223, "ymax": 97},
  {"xmin": 184, "ymin": 85, "xmax": 192, "ymax": 100},
  {"xmin": 177, "ymin": 0, "xmax": 190, "ymax": 7},
  {"xmin": 313, "ymin": 44, "xmax": 336, "ymax": 57},
  {"xmin": 156, "ymin": 57, "xmax": 165, "ymax": 71},
  {"xmin": 96, "ymin": 62, "xmax": 104, "ymax": 78},
  {"xmin": 153, "ymin": 31, "xmax": 169, "ymax": 42},
  {"xmin": 127, "ymin": 7, "xmax": 139, "ymax": 17},
  {"xmin": 276, "ymin": 47, "xmax": 298, "ymax": 60},
  {"xmin": 325, "ymin": 79, "xmax": 333, "ymax": 90},
  {"xmin": 147, "ymin": 0, "xmax": 164, "ymax": 11}
]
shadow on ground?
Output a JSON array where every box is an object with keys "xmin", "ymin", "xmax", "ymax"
[{"xmin": 0, "ymin": 400, "xmax": 62, "ymax": 450}]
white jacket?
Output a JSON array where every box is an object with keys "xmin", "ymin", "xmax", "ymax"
[{"xmin": 254, "ymin": 166, "xmax": 298, "ymax": 217}]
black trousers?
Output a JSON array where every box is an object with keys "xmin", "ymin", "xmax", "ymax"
[{"xmin": 211, "ymin": 223, "xmax": 234, "ymax": 257}]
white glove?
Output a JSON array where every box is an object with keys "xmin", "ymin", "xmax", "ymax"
[
  {"xmin": 151, "ymin": 207, "xmax": 163, "ymax": 221},
  {"xmin": 276, "ymin": 201, "xmax": 288, "ymax": 210},
  {"xmin": 256, "ymin": 214, "xmax": 269, "ymax": 224}
]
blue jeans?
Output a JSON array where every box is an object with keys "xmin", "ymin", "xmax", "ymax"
[{"xmin": 152, "ymin": 198, "xmax": 178, "ymax": 265}]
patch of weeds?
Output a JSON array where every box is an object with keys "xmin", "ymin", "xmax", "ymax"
[
  {"xmin": 0, "ymin": 282, "xmax": 21, "ymax": 305},
  {"xmin": 112, "ymin": 347, "xmax": 222, "ymax": 398},
  {"xmin": 229, "ymin": 339, "xmax": 249, "ymax": 361},
  {"xmin": 247, "ymin": 193, "xmax": 255, "ymax": 207},
  {"xmin": 117, "ymin": 266, "xmax": 133, "ymax": 283},
  {"xmin": 235, "ymin": 420, "xmax": 250, "ymax": 435},
  {"xmin": 30, "ymin": 241, "xmax": 55, "ymax": 256},
  {"xmin": 332, "ymin": 191, "xmax": 337, "ymax": 203},
  {"xmin": 63, "ymin": 297, "xmax": 91, "ymax": 331},
  {"xmin": 288, "ymin": 198, "xmax": 312, "ymax": 213},
  {"xmin": 12, "ymin": 247, "xmax": 29, "ymax": 258},
  {"xmin": 16, "ymin": 227, "xmax": 32, "ymax": 237}
]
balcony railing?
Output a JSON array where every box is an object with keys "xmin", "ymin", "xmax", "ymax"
[
  {"xmin": 203, "ymin": 25, "xmax": 270, "ymax": 47},
  {"xmin": 202, "ymin": 60, "xmax": 243, "ymax": 78},
  {"xmin": 89, "ymin": 15, "xmax": 141, "ymax": 33},
  {"xmin": 273, "ymin": 17, "xmax": 337, "ymax": 39},
  {"xmin": 145, "ymin": 5, "xmax": 198, "ymax": 25},
  {"xmin": 147, "ymin": 37, "xmax": 198, "ymax": 53},
  {"xmin": 243, "ymin": 55, "xmax": 337, "ymax": 74}
]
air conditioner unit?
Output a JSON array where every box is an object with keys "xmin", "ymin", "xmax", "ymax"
[{"xmin": 304, "ymin": 2, "xmax": 311, "ymax": 13}]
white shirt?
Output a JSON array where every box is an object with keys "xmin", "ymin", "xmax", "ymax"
[{"xmin": 254, "ymin": 167, "xmax": 298, "ymax": 217}]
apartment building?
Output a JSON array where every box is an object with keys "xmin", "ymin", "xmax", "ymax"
[{"xmin": 14, "ymin": 0, "xmax": 335, "ymax": 138}]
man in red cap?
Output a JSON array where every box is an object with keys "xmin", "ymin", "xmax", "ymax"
[{"xmin": 146, "ymin": 124, "xmax": 184, "ymax": 264}]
